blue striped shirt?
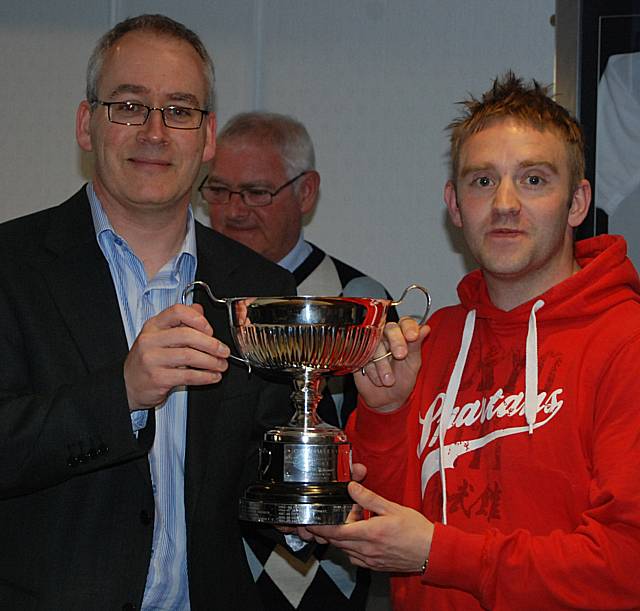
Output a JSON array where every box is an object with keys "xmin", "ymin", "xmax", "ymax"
[{"xmin": 88, "ymin": 184, "xmax": 196, "ymax": 610}]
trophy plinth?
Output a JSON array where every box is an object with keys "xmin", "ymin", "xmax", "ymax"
[
  {"xmin": 183, "ymin": 283, "xmax": 431, "ymax": 525},
  {"xmin": 240, "ymin": 426, "xmax": 353, "ymax": 524}
]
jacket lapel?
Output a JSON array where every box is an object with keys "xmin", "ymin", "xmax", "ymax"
[
  {"xmin": 41, "ymin": 188, "xmax": 129, "ymax": 372},
  {"xmin": 41, "ymin": 188, "xmax": 152, "ymax": 483}
]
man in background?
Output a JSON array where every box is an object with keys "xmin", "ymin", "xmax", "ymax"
[
  {"xmin": 203, "ymin": 111, "xmax": 395, "ymax": 609},
  {"xmin": 0, "ymin": 15, "xmax": 293, "ymax": 610}
]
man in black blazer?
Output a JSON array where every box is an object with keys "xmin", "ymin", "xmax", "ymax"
[{"xmin": 0, "ymin": 14, "xmax": 294, "ymax": 611}]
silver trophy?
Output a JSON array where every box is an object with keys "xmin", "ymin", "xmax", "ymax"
[{"xmin": 183, "ymin": 281, "xmax": 431, "ymax": 525}]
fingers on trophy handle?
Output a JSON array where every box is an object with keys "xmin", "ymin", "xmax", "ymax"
[
  {"xmin": 180, "ymin": 281, "xmax": 251, "ymax": 368},
  {"xmin": 365, "ymin": 284, "xmax": 431, "ymax": 371}
]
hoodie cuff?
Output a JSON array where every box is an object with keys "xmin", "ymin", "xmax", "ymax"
[{"xmin": 424, "ymin": 522, "xmax": 486, "ymax": 596}]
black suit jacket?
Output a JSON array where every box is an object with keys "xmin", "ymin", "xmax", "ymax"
[{"xmin": 0, "ymin": 188, "xmax": 295, "ymax": 610}]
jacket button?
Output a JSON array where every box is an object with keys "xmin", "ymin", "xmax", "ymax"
[
  {"xmin": 139, "ymin": 510, "xmax": 152, "ymax": 525},
  {"xmin": 122, "ymin": 604, "xmax": 137, "ymax": 611}
]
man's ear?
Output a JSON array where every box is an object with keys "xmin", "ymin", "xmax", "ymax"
[
  {"xmin": 444, "ymin": 180, "xmax": 462, "ymax": 227},
  {"xmin": 76, "ymin": 100, "xmax": 94, "ymax": 152},
  {"xmin": 298, "ymin": 170, "xmax": 320, "ymax": 215},
  {"xmin": 568, "ymin": 179, "xmax": 591, "ymax": 228},
  {"xmin": 201, "ymin": 112, "xmax": 217, "ymax": 164}
]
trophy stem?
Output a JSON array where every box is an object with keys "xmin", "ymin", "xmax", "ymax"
[{"xmin": 289, "ymin": 368, "xmax": 324, "ymax": 429}]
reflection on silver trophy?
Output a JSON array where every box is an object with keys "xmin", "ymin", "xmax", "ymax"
[{"xmin": 183, "ymin": 281, "xmax": 431, "ymax": 525}]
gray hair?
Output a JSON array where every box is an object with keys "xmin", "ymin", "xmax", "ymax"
[
  {"xmin": 86, "ymin": 14, "xmax": 216, "ymax": 111},
  {"xmin": 217, "ymin": 112, "xmax": 316, "ymax": 179}
]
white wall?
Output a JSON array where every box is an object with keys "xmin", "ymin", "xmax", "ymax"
[{"xmin": 0, "ymin": 0, "xmax": 556, "ymax": 313}]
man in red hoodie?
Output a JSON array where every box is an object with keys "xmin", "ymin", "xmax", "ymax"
[{"xmin": 302, "ymin": 72, "xmax": 640, "ymax": 610}]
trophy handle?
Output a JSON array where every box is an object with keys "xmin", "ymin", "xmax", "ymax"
[
  {"xmin": 181, "ymin": 280, "xmax": 251, "ymax": 368},
  {"xmin": 182, "ymin": 280, "xmax": 227, "ymax": 306},
  {"xmin": 370, "ymin": 284, "xmax": 431, "ymax": 364}
]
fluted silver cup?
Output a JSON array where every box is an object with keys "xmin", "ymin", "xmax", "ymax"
[{"xmin": 183, "ymin": 282, "xmax": 431, "ymax": 524}]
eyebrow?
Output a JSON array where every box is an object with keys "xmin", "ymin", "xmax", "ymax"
[
  {"xmin": 106, "ymin": 84, "xmax": 150, "ymax": 98},
  {"xmin": 458, "ymin": 163, "xmax": 493, "ymax": 178},
  {"xmin": 207, "ymin": 175, "xmax": 276, "ymax": 190},
  {"xmin": 105, "ymin": 84, "xmax": 201, "ymax": 107},
  {"xmin": 517, "ymin": 160, "xmax": 560, "ymax": 174},
  {"xmin": 459, "ymin": 159, "xmax": 560, "ymax": 178}
]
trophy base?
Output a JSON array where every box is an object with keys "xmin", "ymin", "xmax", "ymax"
[{"xmin": 239, "ymin": 481, "xmax": 353, "ymax": 525}]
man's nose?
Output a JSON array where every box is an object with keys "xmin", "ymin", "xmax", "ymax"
[
  {"xmin": 227, "ymin": 192, "xmax": 251, "ymax": 217},
  {"xmin": 137, "ymin": 108, "xmax": 169, "ymax": 143},
  {"xmin": 492, "ymin": 179, "xmax": 521, "ymax": 215}
]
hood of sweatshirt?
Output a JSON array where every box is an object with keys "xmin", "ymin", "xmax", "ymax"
[
  {"xmin": 457, "ymin": 234, "xmax": 640, "ymax": 323},
  {"xmin": 434, "ymin": 234, "xmax": 640, "ymax": 522}
]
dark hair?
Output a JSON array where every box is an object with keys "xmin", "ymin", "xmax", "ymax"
[
  {"xmin": 448, "ymin": 71, "xmax": 585, "ymax": 193},
  {"xmin": 86, "ymin": 14, "xmax": 215, "ymax": 111}
]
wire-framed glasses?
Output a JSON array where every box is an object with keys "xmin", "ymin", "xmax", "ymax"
[
  {"xmin": 198, "ymin": 172, "xmax": 309, "ymax": 207},
  {"xmin": 95, "ymin": 100, "xmax": 208, "ymax": 130}
]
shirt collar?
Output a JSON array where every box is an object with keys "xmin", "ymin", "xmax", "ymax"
[
  {"xmin": 86, "ymin": 182, "xmax": 197, "ymax": 262},
  {"xmin": 278, "ymin": 232, "xmax": 312, "ymax": 273}
]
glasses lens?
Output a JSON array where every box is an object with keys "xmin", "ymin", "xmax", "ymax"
[
  {"xmin": 108, "ymin": 102, "xmax": 147, "ymax": 125},
  {"xmin": 243, "ymin": 189, "xmax": 273, "ymax": 206},
  {"xmin": 202, "ymin": 186, "xmax": 231, "ymax": 204},
  {"xmin": 163, "ymin": 106, "xmax": 203, "ymax": 129}
]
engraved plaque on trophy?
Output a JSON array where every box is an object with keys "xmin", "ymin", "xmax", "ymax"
[{"xmin": 183, "ymin": 282, "xmax": 430, "ymax": 525}]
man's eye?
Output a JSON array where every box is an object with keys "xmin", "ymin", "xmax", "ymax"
[
  {"xmin": 473, "ymin": 176, "xmax": 492, "ymax": 187},
  {"xmin": 167, "ymin": 106, "xmax": 193, "ymax": 118},
  {"xmin": 208, "ymin": 186, "xmax": 229, "ymax": 195},
  {"xmin": 246, "ymin": 189, "xmax": 270, "ymax": 197},
  {"xmin": 524, "ymin": 175, "xmax": 544, "ymax": 186},
  {"xmin": 117, "ymin": 102, "xmax": 143, "ymax": 113}
]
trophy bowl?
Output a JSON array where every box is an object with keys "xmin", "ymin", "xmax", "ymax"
[
  {"xmin": 183, "ymin": 282, "xmax": 431, "ymax": 525},
  {"xmin": 231, "ymin": 296, "xmax": 387, "ymax": 376}
]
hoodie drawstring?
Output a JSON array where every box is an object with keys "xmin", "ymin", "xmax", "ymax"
[
  {"xmin": 438, "ymin": 309, "xmax": 476, "ymax": 525},
  {"xmin": 435, "ymin": 300, "xmax": 544, "ymax": 523},
  {"xmin": 525, "ymin": 299, "xmax": 545, "ymax": 434}
]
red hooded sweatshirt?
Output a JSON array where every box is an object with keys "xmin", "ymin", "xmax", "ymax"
[{"xmin": 348, "ymin": 235, "xmax": 640, "ymax": 610}]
